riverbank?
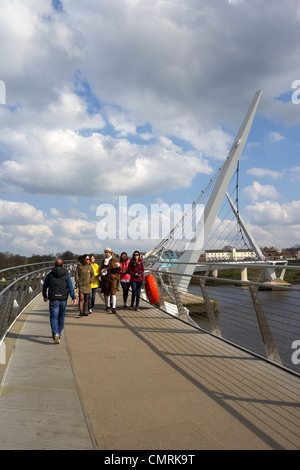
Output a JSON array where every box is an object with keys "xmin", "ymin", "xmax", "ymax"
[{"xmin": 193, "ymin": 267, "xmax": 300, "ymax": 285}]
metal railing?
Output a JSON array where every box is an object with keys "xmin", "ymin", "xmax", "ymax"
[
  {"xmin": 0, "ymin": 261, "xmax": 78, "ymax": 344},
  {"xmin": 0, "ymin": 261, "xmax": 55, "ymax": 284},
  {"xmin": 145, "ymin": 262, "xmax": 300, "ymax": 376},
  {"xmin": 1, "ymin": 260, "xmax": 300, "ymax": 377}
]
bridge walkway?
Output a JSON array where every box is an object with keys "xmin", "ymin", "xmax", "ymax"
[{"xmin": 0, "ymin": 291, "xmax": 299, "ymax": 450}]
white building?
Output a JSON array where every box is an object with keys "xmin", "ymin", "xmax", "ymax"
[{"xmin": 205, "ymin": 248, "xmax": 256, "ymax": 262}]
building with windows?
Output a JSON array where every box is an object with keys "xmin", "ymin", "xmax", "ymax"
[
  {"xmin": 204, "ymin": 248, "xmax": 256, "ymax": 262},
  {"xmin": 261, "ymin": 247, "xmax": 297, "ymax": 260}
]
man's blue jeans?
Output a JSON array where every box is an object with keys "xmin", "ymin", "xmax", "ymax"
[{"xmin": 49, "ymin": 300, "xmax": 67, "ymax": 339}]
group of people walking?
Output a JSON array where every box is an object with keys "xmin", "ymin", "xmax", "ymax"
[
  {"xmin": 42, "ymin": 248, "xmax": 145, "ymax": 344},
  {"xmin": 75, "ymin": 248, "xmax": 144, "ymax": 316}
]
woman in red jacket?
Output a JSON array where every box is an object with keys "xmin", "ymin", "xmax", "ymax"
[{"xmin": 128, "ymin": 251, "xmax": 144, "ymax": 310}]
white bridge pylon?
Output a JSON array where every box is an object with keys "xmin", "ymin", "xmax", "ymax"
[{"xmin": 167, "ymin": 89, "xmax": 279, "ymax": 289}]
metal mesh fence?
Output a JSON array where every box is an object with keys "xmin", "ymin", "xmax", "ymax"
[{"xmin": 145, "ymin": 266, "xmax": 300, "ymax": 376}]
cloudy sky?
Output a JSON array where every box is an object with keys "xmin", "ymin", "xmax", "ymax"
[{"xmin": 0, "ymin": 0, "xmax": 299, "ymax": 257}]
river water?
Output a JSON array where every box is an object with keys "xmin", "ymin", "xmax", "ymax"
[{"xmin": 187, "ymin": 283, "xmax": 300, "ymax": 375}]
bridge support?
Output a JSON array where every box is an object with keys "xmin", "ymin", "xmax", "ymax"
[
  {"xmin": 249, "ymin": 286, "xmax": 282, "ymax": 364},
  {"xmin": 241, "ymin": 268, "xmax": 248, "ymax": 282},
  {"xmin": 172, "ymin": 90, "xmax": 263, "ymax": 290},
  {"xmin": 199, "ymin": 279, "xmax": 222, "ymax": 337},
  {"xmin": 262, "ymin": 277, "xmax": 291, "ymax": 289}
]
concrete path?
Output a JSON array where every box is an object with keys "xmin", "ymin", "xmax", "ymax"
[
  {"xmin": 0, "ymin": 292, "xmax": 299, "ymax": 450},
  {"xmin": 0, "ymin": 299, "xmax": 94, "ymax": 450}
]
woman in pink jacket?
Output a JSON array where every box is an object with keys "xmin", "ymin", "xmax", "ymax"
[{"xmin": 119, "ymin": 252, "xmax": 131, "ymax": 308}]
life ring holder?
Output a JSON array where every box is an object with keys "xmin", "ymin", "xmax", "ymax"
[{"xmin": 144, "ymin": 273, "xmax": 160, "ymax": 305}]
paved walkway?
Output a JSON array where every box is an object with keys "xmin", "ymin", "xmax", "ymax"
[
  {"xmin": 0, "ymin": 291, "xmax": 299, "ymax": 450},
  {"xmin": 0, "ymin": 297, "xmax": 94, "ymax": 450}
]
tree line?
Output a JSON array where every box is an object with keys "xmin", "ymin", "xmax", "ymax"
[{"xmin": 0, "ymin": 250, "xmax": 106, "ymax": 271}]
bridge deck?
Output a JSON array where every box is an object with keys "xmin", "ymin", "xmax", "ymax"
[{"xmin": 0, "ymin": 291, "xmax": 299, "ymax": 450}]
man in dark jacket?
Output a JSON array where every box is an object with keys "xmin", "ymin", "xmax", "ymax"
[{"xmin": 43, "ymin": 259, "xmax": 76, "ymax": 344}]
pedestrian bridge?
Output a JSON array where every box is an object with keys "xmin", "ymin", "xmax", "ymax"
[{"xmin": 0, "ymin": 262, "xmax": 299, "ymax": 450}]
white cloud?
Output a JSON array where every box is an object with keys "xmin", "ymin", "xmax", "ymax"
[
  {"xmin": 60, "ymin": 0, "xmax": 300, "ymax": 129},
  {"xmin": 245, "ymin": 200, "xmax": 300, "ymax": 226},
  {"xmin": 0, "ymin": 121, "xmax": 212, "ymax": 197},
  {"xmin": 46, "ymin": 87, "xmax": 105, "ymax": 130},
  {"xmin": 138, "ymin": 132, "xmax": 153, "ymax": 141},
  {"xmin": 2, "ymin": 0, "xmax": 300, "ymax": 127},
  {"xmin": 11, "ymin": 237, "xmax": 51, "ymax": 255},
  {"xmin": 0, "ymin": 196, "xmax": 161, "ymax": 256},
  {"xmin": 177, "ymin": 126, "xmax": 233, "ymax": 160},
  {"xmin": 0, "ymin": 198, "xmax": 104, "ymax": 256},
  {"xmin": 1, "ymin": 0, "xmax": 299, "ymax": 195},
  {"xmin": 246, "ymin": 168, "xmax": 283, "ymax": 180},
  {"xmin": 0, "ymin": 1, "xmax": 83, "ymax": 109},
  {"xmin": 50, "ymin": 207, "xmax": 89, "ymax": 219},
  {"xmin": 0, "ymin": 87, "xmax": 105, "ymax": 131},
  {"xmin": 289, "ymin": 166, "xmax": 300, "ymax": 182},
  {"xmin": 242, "ymin": 181, "xmax": 281, "ymax": 203},
  {"xmin": 268, "ymin": 132, "xmax": 285, "ymax": 143},
  {"xmin": 0, "ymin": 0, "xmax": 300, "ymax": 255},
  {"xmin": 0, "ymin": 199, "xmax": 44, "ymax": 225},
  {"xmin": 245, "ymin": 201, "xmax": 300, "ymax": 248},
  {"xmin": 104, "ymin": 105, "xmax": 136, "ymax": 137}
]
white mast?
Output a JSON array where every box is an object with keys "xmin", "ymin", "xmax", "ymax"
[{"xmin": 172, "ymin": 90, "xmax": 262, "ymax": 289}]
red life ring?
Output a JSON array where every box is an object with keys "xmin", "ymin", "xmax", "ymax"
[{"xmin": 144, "ymin": 274, "xmax": 160, "ymax": 305}]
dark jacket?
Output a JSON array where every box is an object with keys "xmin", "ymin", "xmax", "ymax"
[
  {"xmin": 128, "ymin": 258, "xmax": 144, "ymax": 282},
  {"xmin": 43, "ymin": 266, "xmax": 76, "ymax": 301}
]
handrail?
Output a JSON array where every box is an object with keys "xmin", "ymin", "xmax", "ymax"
[
  {"xmin": 147, "ymin": 266, "xmax": 300, "ymax": 377},
  {"xmin": 148, "ymin": 267, "xmax": 300, "ymax": 289},
  {"xmin": 0, "ymin": 260, "xmax": 78, "ymax": 280},
  {"xmin": 143, "ymin": 258, "xmax": 298, "ymax": 269},
  {"xmin": 0, "ymin": 261, "xmax": 54, "ymax": 274},
  {"xmin": 1, "ymin": 260, "xmax": 299, "ymax": 377},
  {"xmin": 0, "ymin": 262, "xmax": 78, "ymax": 344},
  {"xmin": 0, "ymin": 259, "xmax": 103, "ymax": 281}
]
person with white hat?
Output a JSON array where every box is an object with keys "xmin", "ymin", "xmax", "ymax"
[{"xmin": 100, "ymin": 248, "xmax": 121, "ymax": 313}]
